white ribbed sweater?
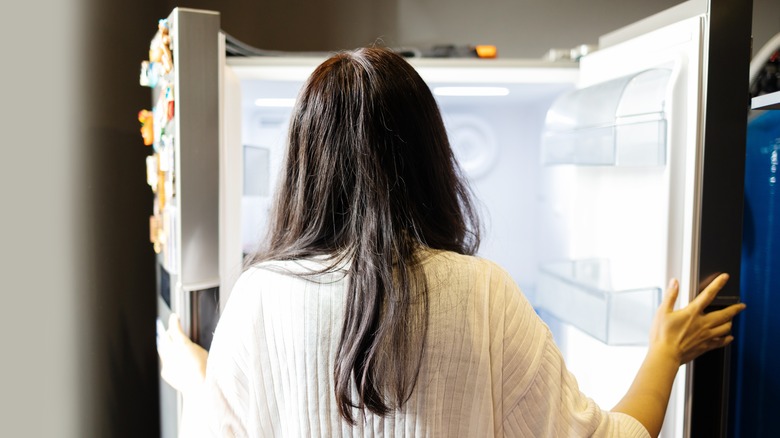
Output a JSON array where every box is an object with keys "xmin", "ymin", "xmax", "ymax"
[{"xmin": 188, "ymin": 250, "xmax": 650, "ymax": 437}]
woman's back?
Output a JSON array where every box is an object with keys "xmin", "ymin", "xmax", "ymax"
[{"xmin": 197, "ymin": 250, "xmax": 648, "ymax": 437}]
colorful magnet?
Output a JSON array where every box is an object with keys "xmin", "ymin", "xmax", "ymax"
[
  {"xmin": 157, "ymin": 158, "xmax": 166, "ymax": 210},
  {"xmin": 146, "ymin": 155, "xmax": 158, "ymax": 189},
  {"xmin": 140, "ymin": 60, "xmax": 163, "ymax": 88},
  {"xmin": 158, "ymin": 136, "xmax": 174, "ymax": 171},
  {"xmin": 139, "ymin": 61, "xmax": 151, "ymax": 87},
  {"xmin": 138, "ymin": 109, "xmax": 154, "ymax": 146},
  {"xmin": 149, "ymin": 215, "xmax": 161, "ymax": 254},
  {"xmin": 153, "ymin": 106, "xmax": 164, "ymax": 150},
  {"xmin": 166, "ymin": 85, "xmax": 175, "ymax": 121},
  {"xmin": 149, "ymin": 38, "xmax": 163, "ymax": 64},
  {"xmin": 158, "ymin": 19, "xmax": 173, "ymax": 74}
]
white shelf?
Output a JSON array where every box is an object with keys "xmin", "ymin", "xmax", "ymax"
[{"xmin": 535, "ymin": 259, "xmax": 661, "ymax": 345}]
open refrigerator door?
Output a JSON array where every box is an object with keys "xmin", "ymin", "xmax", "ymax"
[
  {"xmin": 138, "ymin": 8, "xmax": 222, "ymax": 438},
  {"xmin": 537, "ymin": 1, "xmax": 750, "ymax": 436}
]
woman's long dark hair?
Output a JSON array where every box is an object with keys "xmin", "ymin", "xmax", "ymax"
[{"xmin": 248, "ymin": 47, "xmax": 480, "ymax": 424}]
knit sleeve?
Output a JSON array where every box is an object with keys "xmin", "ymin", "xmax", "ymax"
[
  {"xmin": 184, "ymin": 270, "xmax": 264, "ymax": 438},
  {"xmin": 502, "ymin": 330, "xmax": 650, "ymax": 437},
  {"xmin": 483, "ymin": 259, "xmax": 649, "ymax": 438}
]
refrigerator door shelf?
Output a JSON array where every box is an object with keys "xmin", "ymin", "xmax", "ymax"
[
  {"xmin": 542, "ymin": 69, "xmax": 672, "ymax": 166},
  {"xmin": 535, "ymin": 259, "xmax": 661, "ymax": 345}
]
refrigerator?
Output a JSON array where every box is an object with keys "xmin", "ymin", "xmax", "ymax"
[
  {"xmin": 140, "ymin": 1, "xmax": 752, "ymax": 437},
  {"xmin": 729, "ymin": 73, "xmax": 780, "ymax": 435}
]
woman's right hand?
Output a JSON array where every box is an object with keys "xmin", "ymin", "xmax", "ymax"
[{"xmin": 649, "ymin": 274, "xmax": 746, "ymax": 366}]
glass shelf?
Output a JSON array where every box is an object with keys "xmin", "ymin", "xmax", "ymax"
[{"xmin": 534, "ymin": 259, "xmax": 661, "ymax": 345}]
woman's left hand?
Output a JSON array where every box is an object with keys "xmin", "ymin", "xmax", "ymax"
[{"xmin": 157, "ymin": 313, "xmax": 209, "ymax": 395}]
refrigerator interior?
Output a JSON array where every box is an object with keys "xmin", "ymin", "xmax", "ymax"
[{"xmin": 222, "ymin": 51, "xmax": 689, "ymax": 436}]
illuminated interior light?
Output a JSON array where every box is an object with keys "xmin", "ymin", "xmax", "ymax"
[
  {"xmin": 254, "ymin": 98, "xmax": 296, "ymax": 107},
  {"xmin": 432, "ymin": 87, "xmax": 510, "ymax": 97}
]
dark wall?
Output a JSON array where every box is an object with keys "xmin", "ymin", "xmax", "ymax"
[
  {"xmin": 752, "ymin": 0, "xmax": 780, "ymax": 57},
  {"xmin": 82, "ymin": 1, "xmax": 169, "ymax": 436},
  {"xmin": 162, "ymin": 1, "xmax": 778, "ymax": 58},
  {"xmin": 171, "ymin": 0, "xmax": 333, "ymax": 51},
  {"xmin": 168, "ymin": 0, "xmax": 399, "ymax": 52}
]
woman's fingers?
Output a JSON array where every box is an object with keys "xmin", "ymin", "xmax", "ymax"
[
  {"xmin": 704, "ymin": 302, "xmax": 747, "ymax": 327},
  {"xmin": 691, "ymin": 273, "xmax": 730, "ymax": 311},
  {"xmin": 661, "ymin": 278, "xmax": 680, "ymax": 312},
  {"xmin": 169, "ymin": 313, "xmax": 184, "ymax": 334},
  {"xmin": 708, "ymin": 321, "xmax": 733, "ymax": 338},
  {"xmin": 709, "ymin": 335, "xmax": 734, "ymax": 351},
  {"xmin": 157, "ymin": 319, "xmax": 171, "ymax": 358},
  {"xmin": 168, "ymin": 313, "xmax": 191, "ymax": 345},
  {"xmin": 694, "ymin": 335, "xmax": 734, "ymax": 360}
]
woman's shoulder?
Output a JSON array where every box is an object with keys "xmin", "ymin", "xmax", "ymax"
[
  {"xmin": 230, "ymin": 256, "xmax": 350, "ymax": 300},
  {"xmin": 418, "ymin": 248, "xmax": 513, "ymax": 279},
  {"xmin": 243, "ymin": 255, "xmax": 349, "ymax": 279},
  {"xmin": 225, "ymin": 261, "xmax": 306, "ymax": 303}
]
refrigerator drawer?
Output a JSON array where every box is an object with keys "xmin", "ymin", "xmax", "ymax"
[{"xmin": 536, "ymin": 259, "xmax": 661, "ymax": 345}]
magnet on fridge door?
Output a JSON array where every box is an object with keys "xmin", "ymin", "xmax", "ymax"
[
  {"xmin": 158, "ymin": 19, "xmax": 170, "ymax": 40},
  {"xmin": 158, "ymin": 136, "xmax": 173, "ymax": 171},
  {"xmin": 158, "ymin": 19, "xmax": 173, "ymax": 74},
  {"xmin": 148, "ymin": 48, "xmax": 170, "ymax": 83},
  {"xmin": 138, "ymin": 110, "xmax": 154, "ymax": 146},
  {"xmin": 140, "ymin": 61, "xmax": 151, "ymax": 87},
  {"xmin": 164, "ymin": 84, "xmax": 175, "ymax": 121},
  {"xmin": 145, "ymin": 61, "xmax": 163, "ymax": 88},
  {"xmin": 153, "ymin": 107, "xmax": 164, "ymax": 150},
  {"xmin": 156, "ymin": 160, "xmax": 167, "ymax": 210},
  {"xmin": 164, "ymin": 177, "xmax": 174, "ymax": 204},
  {"xmin": 146, "ymin": 155, "xmax": 158, "ymax": 189},
  {"xmin": 149, "ymin": 214, "xmax": 161, "ymax": 254},
  {"xmin": 139, "ymin": 60, "xmax": 163, "ymax": 88},
  {"xmin": 149, "ymin": 29, "xmax": 165, "ymax": 64}
]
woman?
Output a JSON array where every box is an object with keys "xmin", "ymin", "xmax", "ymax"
[{"xmin": 160, "ymin": 47, "xmax": 745, "ymax": 437}]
